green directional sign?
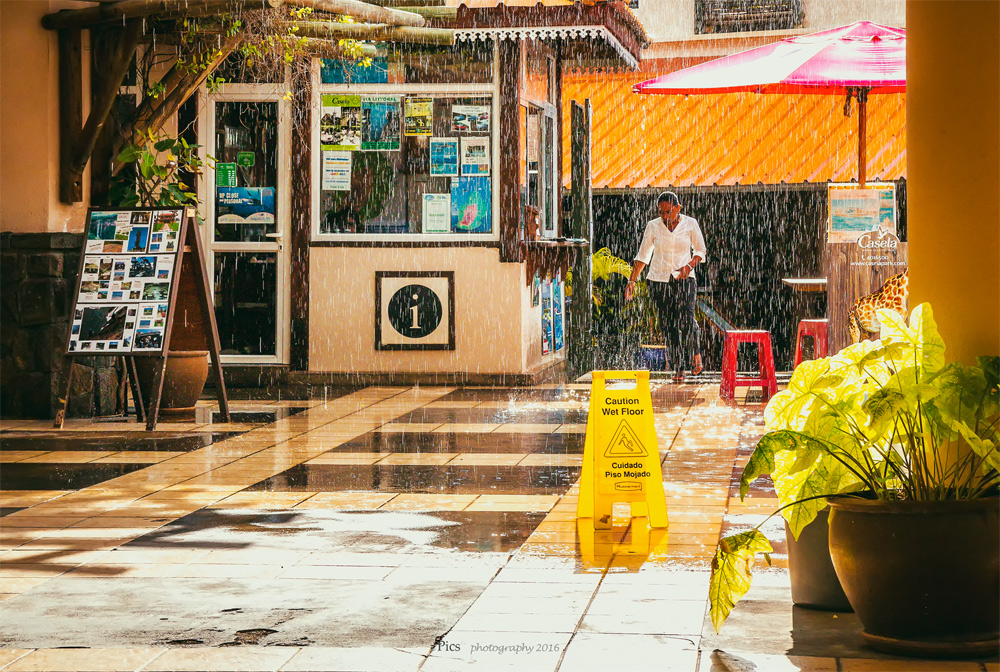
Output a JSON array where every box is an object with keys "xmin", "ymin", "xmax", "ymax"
[
  {"xmin": 237, "ymin": 151, "xmax": 255, "ymax": 168},
  {"xmin": 216, "ymin": 162, "xmax": 237, "ymax": 187}
]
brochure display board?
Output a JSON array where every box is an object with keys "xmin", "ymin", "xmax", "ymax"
[{"xmin": 56, "ymin": 207, "xmax": 230, "ymax": 430}]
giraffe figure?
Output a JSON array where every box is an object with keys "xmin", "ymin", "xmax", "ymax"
[{"xmin": 848, "ymin": 270, "xmax": 909, "ymax": 343}]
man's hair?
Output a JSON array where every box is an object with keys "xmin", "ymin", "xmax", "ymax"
[{"xmin": 657, "ymin": 191, "xmax": 680, "ymax": 206}]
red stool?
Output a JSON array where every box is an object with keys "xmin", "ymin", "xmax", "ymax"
[
  {"xmin": 720, "ymin": 330, "xmax": 778, "ymax": 401},
  {"xmin": 793, "ymin": 319, "xmax": 829, "ymax": 367}
]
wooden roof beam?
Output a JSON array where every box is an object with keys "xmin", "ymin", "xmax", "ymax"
[
  {"xmin": 42, "ymin": 0, "xmax": 271, "ymax": 30},
  {"xmin": 282, "ymin": 0, "xmax": 425, "ymax": 27},
  {"xmin": 284, "ymin": 20, "xmax": 451, "ymax": 44}
]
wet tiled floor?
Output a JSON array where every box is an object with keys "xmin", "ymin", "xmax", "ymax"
[{"xmin": 0, "ymin": 386, "xmax": 996, "ymax": 671}]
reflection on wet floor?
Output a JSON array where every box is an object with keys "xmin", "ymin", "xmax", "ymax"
[
  {"xmin": 437, "ymin": 387, "xmax": 588, "ymax": 402},
  {"xmin": 0, "ymin": 431, "xmax": 233, "ymax": 452},
  {"xmin": 0, "ymin": 462, "xmax": 152, "ymax": 490},
  {"xmin": 193, "ymin": 406, "xmax": 309, "ymax": 424},
  {"xmin": 127, "ymin": 508, "xmax": 546, "ymax": 553},
  {"xmin": 334, "ymin": 431, "xmax": 584, "ymax": 454},
  {"xmin": 391, "ymin": 408, "xmax": 588, "ymax": 425},
  {"xmin": 248, "ymin": 464, "xmax": 580, "ymax": 495}
]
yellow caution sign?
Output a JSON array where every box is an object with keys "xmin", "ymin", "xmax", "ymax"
[{"xmin": 577, "ymin": 370, "xmax": 668, "ymax": 530}]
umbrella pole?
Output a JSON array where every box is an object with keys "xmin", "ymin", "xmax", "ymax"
[{"xmin": 857, "ymin": 88, "xmax": 869, "ymax": 188}]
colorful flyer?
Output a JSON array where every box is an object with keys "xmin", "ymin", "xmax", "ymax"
[
  {"xmin": 404, "ymin": 97, "xmax": 433, "ymax": 136},
  {"xmin": 828, "ymin": 183, "xmax": 896, "ymax": 243},
  {"xmin": 216, "ymin": 162, "xmax": 238, "ymax": 187},
  {"xmin": 430, "ymin": 137, "xmax": 458, "ymax": 177},
  {"xmin": 361, "ymin": 95, "xmax": 401, "ymax": 151},
  {"xmin": 217, "ymin": 187, "xmax": 276, "ymax": 224},
  {"xmin": 422, "ymin": 193, "xmax": 451, "ymax": 233},
  {"xmin": 451, "ymin": 177, "xmax": 491, "ymax": 233},
  {"xmin": 322, "ymin": 151, "xmax": 352, "ymax": 191},
  {"xmin": 321, "ymin": 94, "xmax": 362, "ymax": 151},
  {"xmin": 541, "ymin": 276, "xmax": 552, "ymax": 356},
  {"xmin": 460, "ymin": 137, "xmax": 490, "ymax": 176},
  {"xmin": 452, "ymin": 104, "xmax": 490, "ymax": 133},
  {"xmin": 553, "ymin": 271, "xmax": 564, "ymax": 352}
]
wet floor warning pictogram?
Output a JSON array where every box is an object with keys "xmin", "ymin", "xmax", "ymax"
[
  {"xmin": 577, "ymin": 371, "xmax": 668, "ymax": 530},
  {"xmin": 604, "ymin": 420, "xmax": 648, "ymax": 458}
]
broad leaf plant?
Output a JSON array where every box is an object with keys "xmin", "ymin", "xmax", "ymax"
[{"xmin": 709, "ymin": 303, "xmax": 1000, "ymax": 632}]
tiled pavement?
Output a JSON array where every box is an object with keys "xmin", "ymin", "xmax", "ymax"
[{"xmin": 0, "ymin": 384, "xmax": 997, "ymax": 671}]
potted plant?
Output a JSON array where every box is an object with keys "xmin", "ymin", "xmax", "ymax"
[
  {"xmin": 591, "ymin": 248, "xmax": 663, "ymax": 370},
  {"xmin": 111, "ymin": 133, "xmax": 211, "ymax": 412},
  {"xmin": 709, "ymin": 303, "xmax": 999, "ymax": 656}
]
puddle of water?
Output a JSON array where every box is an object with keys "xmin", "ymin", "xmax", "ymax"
[
  {"xmin": 0, "ymin": 432, "xmax": 232, "ymax": 453},
  {"xmin": 335, "ymin": 431, "xmax": 583, "ymax": 455},
  {"xmin": 247, "ymin": 464, "xmax": 579, "ymax": 495},
  {"xmin": 1, "ymin": 462, "xmax": 152, "ymax": 491}
]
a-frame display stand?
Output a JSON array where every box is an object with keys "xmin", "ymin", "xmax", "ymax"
[{"xmin": 55, "ymin": 207, "xmax": 229, "ymax": 430}]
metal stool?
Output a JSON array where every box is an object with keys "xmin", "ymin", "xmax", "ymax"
[
  {"xmin": 794, "ymin": 319, "xmax": 829, "ymax": 367},
  {"xmin": 720, "ymin": 330, "xmax": 778, "ymax": 401}
]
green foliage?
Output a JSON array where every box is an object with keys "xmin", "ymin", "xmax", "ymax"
[
  {"xmin": 110, "ymin": 131, "xmax": 207, "ymax": 211},
  {"xmin": 591, "ymin": 248, "xmax": 659, "ymax": 341},
  {"xmin": 709, "ymin": 530, "xmax": 773, "ymax": 633},
  {"xmin": 709, "ymin": 303, "xmax": 1000, "ymax": 631}
]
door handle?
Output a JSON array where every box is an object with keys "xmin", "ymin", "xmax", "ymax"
[{"xmin": 265, "ymin": 232, "xmax": 283, "ymax": 239}]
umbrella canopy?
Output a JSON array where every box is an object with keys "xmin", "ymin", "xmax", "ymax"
[{"xmin": 633, "ymin": 21, "xmax": 906, "ymax": 185}]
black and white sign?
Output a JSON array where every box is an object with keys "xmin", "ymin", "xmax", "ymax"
[{"xmin": 376, "ymin": 271, "xmax": 454, "ymax": 350}]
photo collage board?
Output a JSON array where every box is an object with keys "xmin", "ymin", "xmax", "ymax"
[
  {"xmin": 67, "ymin": 209, "xmax": 183, "ymax": 355},
  {"xmin": 319, "ymin": 93, "xmax": 492, "ymax": 235}
]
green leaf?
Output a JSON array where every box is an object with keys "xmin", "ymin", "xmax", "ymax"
[
  {"xmin": 863, "ymin": 388, "xmax": 907, "ymax": 438},
  {"xmin": 979, "ymin": 356, "xmax": 1000, "ymax": 393},
  {"xmin": 909, "ymin": 303, "xmax": 946, "ymax": 374},
  {"xmin": 153, "ymin": 138, "xmax": 175, "ymax": 152},
  {"xmin": 739, "ymin": 433, "xmax": 788, "ymax": 499},
  {"xmin": 116, "ymin": 145, "xmax": 141, "ymax": 164},
  {"xmin": 709, "ymin": 530, "xmax": 773, "ymax": 632}
]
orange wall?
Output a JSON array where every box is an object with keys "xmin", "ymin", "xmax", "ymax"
[
  {"xmin": 907, "ymin": 0, "xmax": 1000, "ymax": 363},
  {"xmin": 0, "ymin": 1, "xmax": 91, "ymax": 233}
]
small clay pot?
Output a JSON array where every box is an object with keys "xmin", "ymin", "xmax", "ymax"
[{"xmin": 135, "ymin": 351, "xmax": 210, "ymax": 411}]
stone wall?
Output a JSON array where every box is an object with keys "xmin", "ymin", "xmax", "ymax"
[{"xmin": 1, "ymin": 232, "xmax": 124, "ymax": 418}]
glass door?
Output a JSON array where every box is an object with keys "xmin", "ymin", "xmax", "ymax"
[{"xmin": 204, "ymin": 95, "xmax": 290, "ymax": 363}]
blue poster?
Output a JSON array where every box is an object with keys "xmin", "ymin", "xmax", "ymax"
[
  {"xmin": 541, "ymin": 277, "xmax": 552, "ymax": 355},
  {"xmin": 217, "ymin": 187, "xmax": 275, "ymax": 224},
  {"xmin": 430, "ymin": 138, "xmax": 458, "ymax": 176},
  {"xmin": 451, "ymin": 177, "xmax": 491, "ymax": 233},
  {"xmin": 320, "ymin": 58, "xmax": 388, "ymax": 84},
  {"xmin": 553, "ymin": 275, "xmax": 564, "ymax": 352}
]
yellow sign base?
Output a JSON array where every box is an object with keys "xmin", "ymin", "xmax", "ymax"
[{"xmin": 577, "ymin": 370, "xmax": 668, "ymax": 530}]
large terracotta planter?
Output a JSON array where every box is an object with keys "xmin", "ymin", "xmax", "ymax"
[
  {"xmin": 828, "ymin": 497, "xmax": 1000, "ymax": 657},
  {"xmin": 134, "ymin": 351, "xmax": 210, "ymax": 412},
  {"xmin": 785, "ymin": 508, "xmax": 851, "ymax": 611}
]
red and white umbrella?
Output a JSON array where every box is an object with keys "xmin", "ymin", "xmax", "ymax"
[{"xmin": 633, "ymin": 21, "xmax": 906, "ymax": 186}]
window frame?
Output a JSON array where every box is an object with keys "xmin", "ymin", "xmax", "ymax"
[{"xmin": 310, "ymin": 45, "xmax": 501, "ymax": 243}]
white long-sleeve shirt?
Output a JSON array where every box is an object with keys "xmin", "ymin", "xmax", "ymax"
[{"xmin": 634, "ymin": 214, "xmax": 707, "ymax": 282}]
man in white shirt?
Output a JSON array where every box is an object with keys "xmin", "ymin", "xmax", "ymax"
[{"xmin": 625, "ymin": 192, "xmax": 707, "ymax": 380}]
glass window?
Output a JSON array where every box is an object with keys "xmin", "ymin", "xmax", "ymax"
[
  {"xmin": 317, "ymin": 94, "xmax": 494, "ymax": 236},
  {"xmin": 213, "ymin": 101, "xmax": 279, "ymax": 243},
  {"xmin": 320, "ymin": 44, "xmax": 493, "ymax": 86}
]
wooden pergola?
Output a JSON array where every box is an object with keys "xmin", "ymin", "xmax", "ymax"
[{"xmin": 43, "ymin": 0, "xmax": 457, "ymax": 204}]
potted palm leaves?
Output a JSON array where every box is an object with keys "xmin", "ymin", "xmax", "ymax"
[{"xmin": 710, "ymin": 303, "xmax": 999, "ymax": 656}]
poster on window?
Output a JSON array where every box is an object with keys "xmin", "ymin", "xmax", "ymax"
[
  {"xmin": 541, "ymin": 276, "xmax": 552, "ymax": 356},
  {"xmin": 322, "ymin": 151, "xmax": 352, "ymax": 191},
  {"xmin": 361, "ymin": 95, "xmax": 401, "ymax": 151},
  {"xmin": 321, "ymin": 94, "xmax": 362, "ymax": 151},
  {"xmin": 828, "ymin": 183, "xmax": 896, "ymax": 243},
  {"xmin": 553, "ymin": 272, "xmax": 564, "ymax": 352},
  {"xmin": 217, "ymin": 187, "xmax": 275, "ymax": 224},
  {"xmin": 452, "ymin": 104, "xmax": 490, "ymax": 133},
  {"xmin": 404, "ymin": 97, "xmax": 433, "ymax": 136},
  {"xmin": 460, "ymin": 137, "xmax": 490, "ymax": 176},
  {"xmin": 450, "ymin": 177, "xmax": 491, "ymax": 233},
  {"xmin": 422, "ymin": 193, "xmax": 451, "ymax": 233},
  {"xmin": 430, "ymin": 137, "xmax": 458, "ymax": 176}
]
